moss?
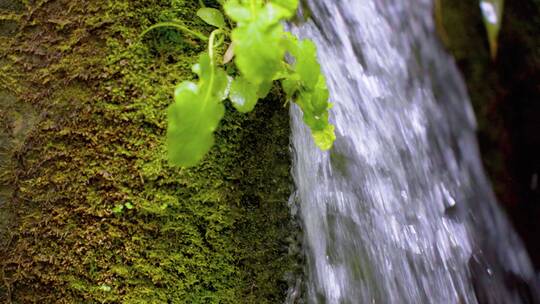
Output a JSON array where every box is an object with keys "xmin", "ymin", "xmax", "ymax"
[
  {"xmin": 0, "ymin": 0, "xmax": 294, "ymax": 303},
  {"xmin": 0, "ymin": 0, "xmax": 24, "ymax": 12}
]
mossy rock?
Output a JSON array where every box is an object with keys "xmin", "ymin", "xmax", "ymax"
[
  {"xmin": 0, "ymin": 0, "xmax": 24, "ymax": 12},
  {"xmin": 0, "ymin": 0, "xmax": 295, "ymax": 303}
]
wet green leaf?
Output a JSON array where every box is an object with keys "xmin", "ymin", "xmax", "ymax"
[
  {"xmin": 284, "ymin": 35, "xmax": 335, "ymax": 150},
  {"xmin": 312, "ymin": 124, "xmax": 336, "ymax": 151},
  {"xmin": 297, "ymin": 45, "xmax": 321, "ymax": 90}
]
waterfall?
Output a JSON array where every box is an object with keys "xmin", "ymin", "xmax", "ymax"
[{"xmin": 289, "ymin": 0, "xmax": 538, "ymax": 303}]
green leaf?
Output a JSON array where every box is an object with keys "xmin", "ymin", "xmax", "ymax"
[
  {"xmin": 167, "ymin": 53, "xmax": 227, "ymax": 167},
  {"xmin": 291, "ymin": 39, "xmax": 320, "ymax": 90},
  {"xmin": 261, "ymin": 2, "xmax": 293, "ymax": 22},
  {"xmin": 298, "ymin": 92, "xmax": 329, "ymax": 131},
  {"xmin": 231, "ymin": 16, "xmax": 286, "ymax": 84},
  {"xmin": 284, "ymin": 34, "xmax": 335, "ymax": 150},
  {"xmin": 270, "ymin": 0, "xmax": 299, "ymax": 18},
  {"xmin": 124, "ymin": 202, "xmax": 134, "ymax": 209},
  {"xmin": 257, "ymin": 80, "xmax": 273, "ymax": 98},
  {"xmin": 163, "ymin": 0, "xmax": 335, "ymax": 167},
  {"xmin": 197, "ymin": 7, "xmax": 227, "ymax": 28},
  {"xmin": 224, "ymin": 0, "xmax": 255, "ymax": 24},
  {"xmin": 312, "ymin": 124, "xmax": 336, "ymax": 151},
  {"xmin": 281, "ymin": 74, "xmax": 300, "ymax": 99},
  {"xmin": 225, "ymin": 0, "xmax": 290, "ymax": 84},
  {"xmin": 298, "ymin": 89, "xmax": 335, "ymax": 150},
  {"xmin": 196, "ymin": 53, "xmax": 230, "ymax": 101},
  {"xmin": 480, "ymin": 0, "xmax": 504, "ymax": 58},
  {"xmin": 112, "ymin": 204, "xmax": 124, "ymax": 214},
  {"xmin": 229, "ymin": 77, "xmax": 259, "ymax": 113},
  {"xmin": 311, "ymin": 76, "xmax": 331, "ymax": 113}
]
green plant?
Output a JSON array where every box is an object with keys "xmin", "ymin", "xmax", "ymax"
[
  {"xmin": 479, "ymin": 0, "xmax": 504, "ymax": 58},
  {"xmin": 145, "ymin": 0, "xmax": 335, "ymax": 167},
  {"xmin": 112, "ymin": 202, "xmax": 134, "ymax": 214}
]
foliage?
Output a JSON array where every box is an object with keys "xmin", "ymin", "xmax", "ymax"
[
  {"xmin": 479, "ymin": 0, "xmax": 504, "ymax": 58},
  {"xmin": 159, "ymin": 0, "xmax": 335, "ymax": 167},
  {"xmin": 167, "ymin": 52, "xmax": 228, "ymax": 167}
]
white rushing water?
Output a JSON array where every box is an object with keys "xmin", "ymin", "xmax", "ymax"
[{"xmin": 288, "ymin": 0, "xmax": 539, "ymax": 303}]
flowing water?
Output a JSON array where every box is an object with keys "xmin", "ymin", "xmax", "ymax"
[{"xmin": 288, "ymin": 0, "xmax": 539, "ymax": 303}]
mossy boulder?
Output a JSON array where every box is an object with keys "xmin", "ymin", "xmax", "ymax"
[{"xmin": 0, "ymin": 0, "xmax": 295, "ymax": 303}]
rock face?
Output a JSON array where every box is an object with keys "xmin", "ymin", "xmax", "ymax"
[
  {"xmin": 0, "ymin": 1, "xmax": 294, "ymax": 303},
  {"xmin": 0, "ymin": 4, "xmax": 32, "ymax": 261}
]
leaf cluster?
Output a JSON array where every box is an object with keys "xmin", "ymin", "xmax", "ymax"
[{"xmin": 164, "ymin": 0, "xmax": 335, "ymax": 167}]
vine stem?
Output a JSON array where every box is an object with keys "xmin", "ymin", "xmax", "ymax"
[{"xmin": 140, "ymin": 22, "xmax": 208, "ymax": 41}]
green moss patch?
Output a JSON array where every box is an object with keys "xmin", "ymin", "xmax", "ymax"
[{"xmin": 0, "ymin": 0, "xmax": 294, "ymax": 303}]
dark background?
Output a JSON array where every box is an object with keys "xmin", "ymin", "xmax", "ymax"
[{"xmin": 442, "ymin": 0, "xmax": 540, "ymax": 269}]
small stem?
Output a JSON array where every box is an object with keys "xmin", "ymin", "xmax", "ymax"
[
  {"xmin": 140, "ymin": 22, "xmax": 208, "ymax": 41},
  {"xmin": 214, "ymin": 33, "xmax": 225, "ymax": 49},
  {"xmin": 208, "ymin": 29, "xmax": 223, "ymax": 65}
]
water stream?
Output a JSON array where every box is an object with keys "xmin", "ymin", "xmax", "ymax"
[{"xmin": 289, "ymin": 0, "xmax": 538, "ymax": 303}]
